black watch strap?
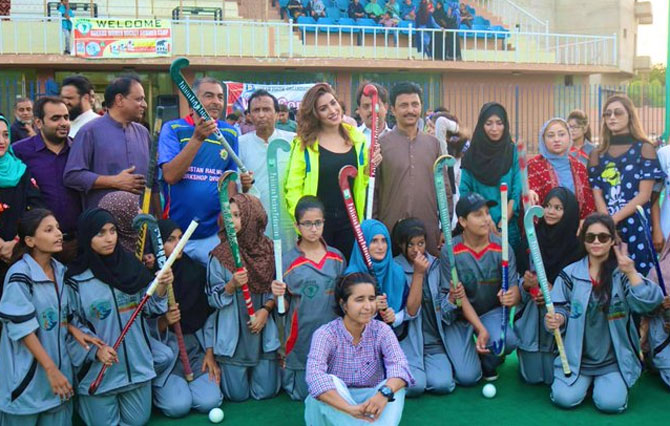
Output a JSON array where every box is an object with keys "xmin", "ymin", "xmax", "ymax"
[{"xmin": 379, "ymin": 385, "xmax": 395, "ymax": 402}]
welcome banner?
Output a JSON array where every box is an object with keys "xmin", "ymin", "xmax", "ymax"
[{"xmin": 72, "ymin": 18, "xmax": 172, "ymax": 59}]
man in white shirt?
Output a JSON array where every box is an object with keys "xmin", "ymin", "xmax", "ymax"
[
  {"xmin": 239, "ymin": 89, "xmax": 296, "ymax": 251},
  {"xmin": 355, "ymin": 82, "xmax": 391, "ymax": 149},
  {"xmin": 60, "ymin": 75, "xmax": 99, "ymax": 138}
]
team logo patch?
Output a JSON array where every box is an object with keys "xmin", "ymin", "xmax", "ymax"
[
  {"xmin": 302, "ymin": 280, "xmax": 319, "ymax": 299},
  {"xmin": 569, "ymin": 300, "xmax": 583, "ymax": 319},
  {"xmin": 220, "ymin": 149, "xmax": 229, "ymax": 160},
  {"xmin": 40, "ymin": 308, "xmax": 58, "ymax": 331},
  {"xmin": 89, "ymin": 300, "xmax": 113, "ymax": 321},
  {"xmin": 607, "ymin": 300, "xmax": 627, "ymax": 321}
]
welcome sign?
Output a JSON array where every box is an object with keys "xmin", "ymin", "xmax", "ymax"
[{"xmin": 72, "ymin": 18, "xmax": 172, "ymax": 59}]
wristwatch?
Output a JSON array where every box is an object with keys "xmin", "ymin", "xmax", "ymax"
[{"xmin": 378, "ymin": 385, "xmax": 395, "ymax": 402}]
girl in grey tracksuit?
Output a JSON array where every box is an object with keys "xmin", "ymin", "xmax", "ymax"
[{"xmin": 546, "ymin": 213, "xmax": 664, "ymax": 413}]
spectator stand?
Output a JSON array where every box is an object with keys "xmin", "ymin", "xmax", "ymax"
[
  {"xmin": 172, "ymin": 6, "xmax": 223, "ymax": 22},
  {"xmin": 47, "ymin": 1, "xmax": 98, "ymax": 18}
]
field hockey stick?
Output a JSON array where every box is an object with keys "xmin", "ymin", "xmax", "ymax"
[
  {"xmin": 517, "ymin": 140, "xmax": 537, "ymax": 282},
  {"xmin": 218, "ymin": 171, "xmax": 256, "ymax": 322},
  {"xmin": 636, "ymin": 205, "xmax": 667, "ymax": 296},
  {"xmin": 339, "ymin": 165, "xmax": 378, "ymax": 287},
  {"xmin": 133, "ymin": 214, "xmax": 194, "ymax": 381},
  {"xmin": 135, "ymin": 106, "xmax": 164, "ymax": 260},
  {"xmin": 433, "ymin": 155, "xmax": 462, "ymax": 308},
  {"xmin": 267, "ymin": 138, "xmax": 291, "ymax": 314},
  {"xmin": 363, "ymin": 84, "xmax": 378, "ymax": 220},
  {"xmin": 491, "ymin": 183, "xmax": 509, "ymax": 356},
  {"xmin": 170, "ymin": 57, "xmax": 248, "ymax": 173},
  {"xmin": 89, "ymin": 220, "xmax": 199, "ymax": 394},
  {"xmin": 524, "ymin": 206, "xmax": 572, "ymax": 377}
]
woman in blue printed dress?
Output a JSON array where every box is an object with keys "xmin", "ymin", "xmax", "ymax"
[{"xmin": 588, "ymin": 95, "xmax": 666, "ymax": 275}]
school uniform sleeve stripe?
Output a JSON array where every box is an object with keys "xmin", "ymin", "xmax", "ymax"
[{"xmin": 0, "ymin": 310, "xmax": 37, "ymax": 323}]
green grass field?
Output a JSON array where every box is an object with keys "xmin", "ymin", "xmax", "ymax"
[{"xmin": 145, "ymin": 353, "xmax": 669, "ymax": 426}]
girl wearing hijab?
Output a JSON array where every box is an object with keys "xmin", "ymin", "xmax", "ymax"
[
  {"xmin": 588, "ymin": 95, "xmax": 666, "ymax": 275},
  {"xmin": 65, "ymin": 208, "xmax": 172, "ymax": 426},
  {"xmin": 0, "ymin": 114, "xmax": 42, "ymax": 290},
  {"xmin": 98, "ymin": 191, "xmax": 141, "ymax": 252},
  {"xmin": 151, "ymin": 219, "xmax": 223, "ymax": 418},
  {"xmin": 207, "ymin": 193, "xmax": 280, "ymax": 402},
  {"xmin": 460, "ymin": 103, "xmax": 522, "ymax": 257},
  {"xmin": 514, "ymin": 188, "xmax": 582, "ymax": 384},
  {"xmin": 527, "ymin": 118, "xmax": 595, "ymax": 221},
  {"xmin": 271, "ymin": 196, "xmax": 347, "ymax": 401},
  {"xmin": 345, "ymin": 219, "xmax": 404, "ymax": 326},
  {"xmin": 0, "ymin": 209, "xmax": 101, "ymax": 425},
  {"xmin": 546, "ymin": 213, "xmax": 664, "ymax": 413}
]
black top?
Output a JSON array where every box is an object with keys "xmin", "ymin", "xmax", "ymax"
[
  {"xmin": 0, "ymin": 169, "xmax": 43, "ymax": 241},
  {"xmin": 10, "ymin": 119, "xmax": 32, "ymax": 144},
  {"xmin": 317, "ymin": 145, "xmax": 357, "ymax": 218}
]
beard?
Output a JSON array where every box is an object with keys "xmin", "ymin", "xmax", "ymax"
[{"xmin": 68, "ymin": 103, "xmax": 83, "ymax": 121}]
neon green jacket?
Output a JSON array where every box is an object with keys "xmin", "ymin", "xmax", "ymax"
[{"xmin": 284, "ymin": 123, "xmax": 369, "ymax": 221}]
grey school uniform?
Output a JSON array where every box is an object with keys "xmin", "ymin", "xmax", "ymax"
[
  {"xmin": 0, "ymin": 254, "xmax": 73, "ymax": 426},
  {"xmin": 394, "ymin": 253, "xmax": 456, "ymax": 397},
  {"xmin": 151, "ymin": 315, "xmax": 223, "ymax": 418},
  {"xmin": 66, "ymin": 270, "xmax": 167, "ymax": 426},
  {"xmin": 646, "ymin": 314, "xmax": 670, "ymax": 389},
  {"xmin": 513, "ymin": 278, "xmax": 555, "ymax": 385},
  {"xmin": 549, "ymin": 258, "xmax": 663, "ymax": 413},
  {"xmin": 279, "ymin": 244, "xmax": 345, "ymax": 401},
  {"xmin": 207, "ymin": 255, "xmax": 280, "ymax": 402},
  {"xmin": 439, "ymin": 233, "xmax": 520, "ymax": 378}
]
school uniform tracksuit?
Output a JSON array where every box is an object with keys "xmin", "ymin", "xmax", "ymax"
[
  {"xmin": 66, "ymin": 270, "xmax": 167, "ymax": 426},
  {"xmin": 279, "ymin": 245, "xmax": 345, "ymax": 401},
  {"xmin": 0, "ymin": 255, "xmax": 73, "ymax": 425},
  {"xmin": 549, "ymin": 258, "xmax": 663, "ymax": 413},
  {"xmin": 394, "ymin": 253, "xmax": 457, "ymax": 396},
  {"xmin": 439, "ymin": 234, "xmax": 520, "ymax": 378},
  {"xmin": 206, "ymin": 256, "xmax": 280, "ymax": 402}
]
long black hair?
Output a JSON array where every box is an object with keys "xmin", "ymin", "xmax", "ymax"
[
  {"xmin": 11, "ymin": 208, "xmax": 56, "ymax": 265},
  {"xmin": 334, "ymin": 272, "xmax": 378, "ymax": 317},
  {"xmin": 579, "ymin": 213, "xmax": 618, "ymax": 311},
  {"xmin": 391, "ymin": 217, "xmax": 427, "ymax": 258}
]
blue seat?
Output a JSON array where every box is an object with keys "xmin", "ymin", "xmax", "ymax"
[
  {"xmin": 473, "ymin": 16, "xmax": 490, "ymax": 26},
  {"xmin": 326, "ymin": 7, "xmax": 341, "ymax": 19},
  {"xmin": 467, "ymin": 5, "xmax": 475, "ymax": 15},
  {"xmin": 472, "ymin": 24, "xmax": 490, "ymax": 31},
  {"xmin": 278, "ymin": 0, "xmax": 289, "ymax": 7},
  {"xmin": 337, "ymin": 17, "xmax": 361, "ymax": 33},
  {"xmin": 296, "ymin": 16, "xmax": 317, "ymax": 33},
  {"xmin": 398, "ymin": 19, "xmax": 413, "ymax": 35},
  {"xmin": 336, "ymin": 0, "xmax": 349, "ymax": 12},
  {"xmin": 317, "ymin": 17, "xmax": 336, "ymax": 31},
  {"xmin": 356, "ymin": 17, "xmax": 381, "ymax": 34}
]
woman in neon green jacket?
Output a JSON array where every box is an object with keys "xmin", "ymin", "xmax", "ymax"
[{"xmin": 284, "ymin": 83, "xmax": 370, "ymax": 260}]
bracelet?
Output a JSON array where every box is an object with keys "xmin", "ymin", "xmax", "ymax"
[{"xmin": 260, "ymin": 305, "xmax": 272, "ymax": 314}]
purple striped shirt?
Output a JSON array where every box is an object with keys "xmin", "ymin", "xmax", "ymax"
[{"xmin": 306, "ymin": 318, "xmax": 413, "ymax": 398}]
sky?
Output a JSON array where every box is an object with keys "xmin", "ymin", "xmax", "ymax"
[{"xmin": 637, "ymin": 0, "xmax": 668, "ymax": 65}]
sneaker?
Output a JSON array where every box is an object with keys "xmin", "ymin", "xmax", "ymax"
[{"xmin": 483, "ymin": 367, "xmax": 498, "ymax": 382}]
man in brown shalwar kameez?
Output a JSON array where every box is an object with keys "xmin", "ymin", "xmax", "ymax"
[{"xmin": 373, "ymin": 81, "xmax": 452, "ymax": 256}]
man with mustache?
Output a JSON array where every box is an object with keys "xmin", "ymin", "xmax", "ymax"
[
  {"xmin": 60, "ymin": 75, "xmax": 100, "ymax": 138},
  {"xmin": 13, "ymin": 97, "xmax": 81, "ymax": 262},
  {"xmin": 158, "ymin": 77, "xmax": 243, "ymax": 265},
  {"xmin": 64, "ymin": 74, "xmax": 157, "ymax": 211},
  {"xmin": 373, "ymin": 81, "xmax": 452, "ymax": 256}
]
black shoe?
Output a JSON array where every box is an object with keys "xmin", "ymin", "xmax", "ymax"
[{"xmin": 483, "ymin": 366, "xmax": 498, "ymax": 382}]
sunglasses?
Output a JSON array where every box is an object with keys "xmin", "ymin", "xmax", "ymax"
[
  {"xmin": 602, "ymin": 109, "xmax": 626, "ymax": 119},
  {"xmin": 584, "ymin": 232, "xmax": 612, "ymax": 244}
]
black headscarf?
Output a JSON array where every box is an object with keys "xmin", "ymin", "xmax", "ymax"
[
  {"xmin": 66, "ymin": 208, "xmax": 153, "ymax": 295},
  {"xmin": 536, "ymin": 187, "xmax": 582, "ymax": 283},
  {"xmin": 158, "ymin": 219, "xmax": 212, "ymax": 334},
  {"xmin": 461, "ymin": 102, "xmax": 515, "ymax": 186}
]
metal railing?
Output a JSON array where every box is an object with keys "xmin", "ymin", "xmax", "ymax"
[
  {"xmin": 0, "ymin": 16, "xmax": 618, "ymax": 67},
  {"xmin": 472, "ymin": 0, "xmax": 549, "ymax": 33}
]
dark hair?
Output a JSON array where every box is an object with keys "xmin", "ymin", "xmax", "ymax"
[
  {"xmin": 278, "ymin": 104, "xmax": 289, "ymax": 112},
  {"xmin": 248, "ymin": 89, "xmax": 279, "ymax": 113},
  {"xmin": 390, "ymin": 81, "xmax": 422, "ymax": 107},
  {"xmin": 11, "ymin": 209, "xmax": 56, "ymax": 264},
  {"xmin": 355, "ymin": 82, "xmax": 390, "ymax": 107},
  {"xmin": 578, "ymin": 213, "xmax": 618, "ymax": 311},
  {"xmin": 334, "ymin": 272, "xmax": 378, "ymax": 317},
  {"xmin": 391, "ymin": 217, "xmax": 427, "ymax": 258},
  {"xmin": 14, "ymin": 97, "xmax": 32, "ymax": 109},
  {"xmin": 567, "ymin": 109, "xmax": 592, "ymax": 142},
  {"xmin": 193, "ymin": 76, "xmax": 225, "ymax": 94},
  {"xmin": 34, "ymin": 96, "xmax": 67, "ymax": 120},
  {"xmin": 62, "ymin": 75, "xmax": 93, "ymax": 97},
  {"xmin": 294, "ymin": 195, "xmax": 325, "ymax": 223},
  {"xmin": 226, "ymin": 113, "xmax": 239, "ymax": 121},
  {"xmin": 104, "ymin": 74, "xmax": 141, "ymax": 109}
]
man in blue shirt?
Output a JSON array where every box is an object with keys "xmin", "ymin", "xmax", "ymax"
[
  {"xmin": 58, "ymin": 0, "xmax": 74, "ymax": 55},
  {"xmin": 159, "ymin": 77, "xmax": 247, "ymax": 265}
]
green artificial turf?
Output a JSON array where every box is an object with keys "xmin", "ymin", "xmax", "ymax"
[{"xmin": 145, "ymin": 353, "xmax": 669, "ymax": 425}]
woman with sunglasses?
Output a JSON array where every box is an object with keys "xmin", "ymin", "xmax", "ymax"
[
  {"xmin": 546, "ymin": 213, "xmax": 664, "ymax": 413},
  {"xmin": 588, "ymin": 95, "xmax": 665, "ymax": 275},
  {"xmin": 270, "ymin": 196, "xmax": 347, "ymax": 401},
  {"xmin": 284, "ymin": 83, "xmax": 379, "ymax": 261}
]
